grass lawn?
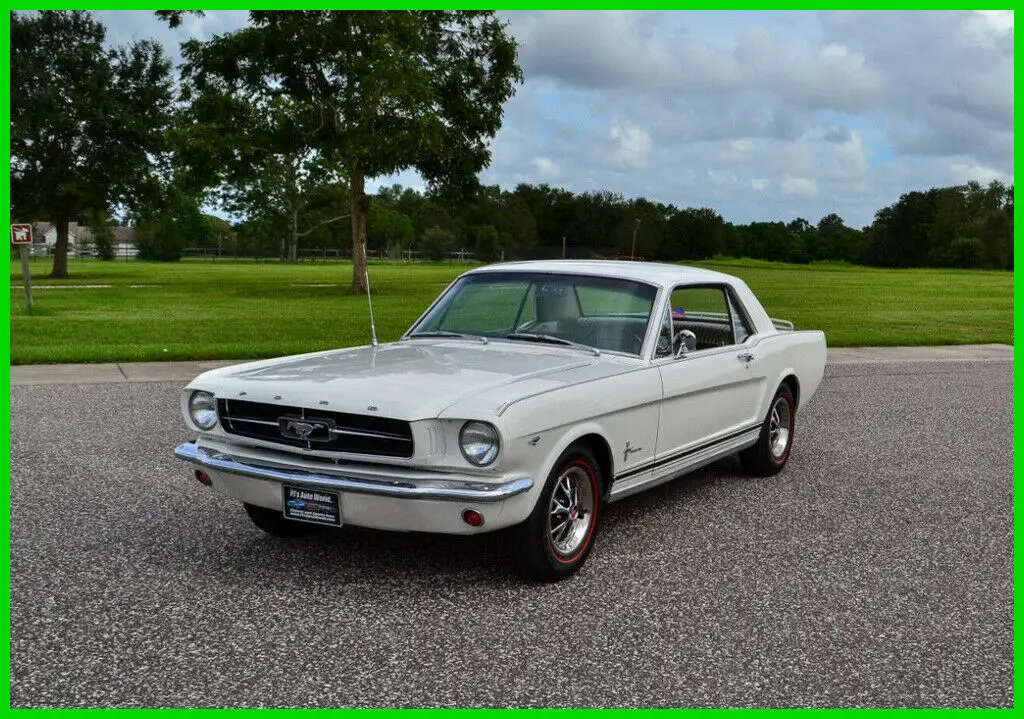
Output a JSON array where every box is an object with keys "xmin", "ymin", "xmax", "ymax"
[{"xmin": 8, "ymin": 256, "xmax": 1013, "ymax": 364}]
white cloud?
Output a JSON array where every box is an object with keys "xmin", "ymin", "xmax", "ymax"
[
  {"xmin": 707, "ymin": 169, "xmax": 737, "ymax": 185},
  {"xmin": 781, "ymin": 176, "xmax": 819, "ymax": 197},
  {"xmin": 609, "ymin": 122, "xmax": 652, "ymax": 171},
  {"xmin": 734, "ymin": 27, "xmax": 884, "ymax": 112},
  {"xmin": 947, "ymin": 160, "xmax": 1011, "ymax": 186},
  {"xmin": 531, "ymin": 156, "xmax": 561, "ymax": 180},
  {"xmin": 962, "ymin": 10, "xmax": 1014, "ymax": 42}
]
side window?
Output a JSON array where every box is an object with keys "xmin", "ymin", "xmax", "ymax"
[
  {"xmin": 654, "ymin": 305, "xmax": 674, "ymax": 358},
  {"xmin": 727, "ymin": 290, "xmax": 754, "ymax": 344},
  {"xmin": 669, "ymin": 286, "xmax": 744, "ymax": 350}
]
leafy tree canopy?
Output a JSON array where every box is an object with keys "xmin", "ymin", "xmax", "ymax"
[
  {"xmin": 167, "ymin": 10, "xmax": 522, "ymax": 291},
  {"xmin": 11, "ymin": 10, "xmax": 173, "ymax": 277}
]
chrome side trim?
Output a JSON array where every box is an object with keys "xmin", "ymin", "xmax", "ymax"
[
  {"xmin": 174, "ymin": 442, "xmax": 532, "ymax": 503},
  {"xmin": 607, "ymin": 428, "xmax": 760, "ymax": 502}
]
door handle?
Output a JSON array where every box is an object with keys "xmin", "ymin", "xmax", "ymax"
[{"xmin": 737, "ymin": 352, "xmax": 754, "ymax": 363}]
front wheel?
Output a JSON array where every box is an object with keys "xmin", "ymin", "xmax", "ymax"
[
  {"xmin": 740, "ymin": 384, "xmax": 796, "ymax": 476},
  {"xmin": 511, "ymin": 446, "xmax": 603, "ymax": 582}
]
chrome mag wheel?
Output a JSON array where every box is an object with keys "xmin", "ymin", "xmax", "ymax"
[
  {"xmin": 769, "ymin": 395, "xmax": 792, "ymax": 459},
  {"xmin": 547, "ymin": 465, "xmax": 595, "ymax": 558}
]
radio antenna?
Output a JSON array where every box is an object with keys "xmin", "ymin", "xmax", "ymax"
[{"xmin": 363, "ymin": 243, "xmax": 378, "ymax": 347}]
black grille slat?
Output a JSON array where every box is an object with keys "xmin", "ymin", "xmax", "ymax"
[{"xmin": 216, "ymin": 399, "xmax": 414, "ymax": 458}]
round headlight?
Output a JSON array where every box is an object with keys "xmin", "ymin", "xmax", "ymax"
[
  {"xmin": 188, "ymin": 390, "xmax": 219, "ymax": 431},
  {"xmin": 459, "ymin": 421, "xmax": 500, "ymax": 466}
]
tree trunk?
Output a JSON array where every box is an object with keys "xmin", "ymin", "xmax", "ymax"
[
  {"xmin": 50, "ymin": 217, "xmax": 70, "ymax": 278},
  {"xmin": 351, "ymin": 166, "xmax": 368, "ymax": 295},
  {"xmin": 289, "ymin": 209, "xmax": 298, "ymax": 263}
]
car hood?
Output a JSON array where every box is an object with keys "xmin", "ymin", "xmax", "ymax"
[{"xmin": 192, "ymin": 339, "xmax": 636, "ymax": 421}]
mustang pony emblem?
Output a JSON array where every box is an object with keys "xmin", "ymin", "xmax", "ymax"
[{"xmin": 278, "ymin": 416, "xmax": 335, "ymax": 442}]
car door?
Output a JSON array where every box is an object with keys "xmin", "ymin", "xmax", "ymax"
[{"xmin": 653, "ymin": 284, "xmax": 768, "ymax": 465}]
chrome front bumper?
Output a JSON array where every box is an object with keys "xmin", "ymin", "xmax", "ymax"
[{"xmin": 173, "ymin": 442, "xmax": 534, "ymax": 503}]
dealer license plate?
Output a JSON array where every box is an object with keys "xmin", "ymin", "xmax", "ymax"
[{"xmin": 282, "ymin": 485, "xmax": 341, "ymax": 526}]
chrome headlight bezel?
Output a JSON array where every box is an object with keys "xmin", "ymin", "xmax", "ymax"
[
  {"xmin": 459, "ymin": 421, "xmax": 500, "ymax": 467},
  {"xmin": 188, "ymin": 390, "xmax": 219, "ymax": 431}
]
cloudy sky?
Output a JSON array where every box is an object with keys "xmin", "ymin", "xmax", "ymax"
[{"xmin": 97, "ymin": 10, "xmax": 1014, "ymax": 229}]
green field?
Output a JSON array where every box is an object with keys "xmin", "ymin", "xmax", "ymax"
[{"xmin": 8, "ymin": 256, "xmax": 1013, "ymax": 364}]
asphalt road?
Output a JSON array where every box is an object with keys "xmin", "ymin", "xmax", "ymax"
[{"xmin": 10, "ymin": 359, "xmax": 1013, "ymax": 707}]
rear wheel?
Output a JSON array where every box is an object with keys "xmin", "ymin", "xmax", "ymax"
[
  {"xmin": 740, "ymin": 384, "xmax": 796, "ymax": 476},
  {"xmin": 243, "ymin": 502, "xmax": 321, "ymax": 538},
  {"xmin": 511, "ymin": 445, "xmax": 603, "ymax": 582}
]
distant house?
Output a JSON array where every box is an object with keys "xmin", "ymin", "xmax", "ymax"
[
  {"xmin": 112, "ymin": 226, "xmax": 138, "ymax": 258},
  {"xmin": 28, "ymin": 221, "xmax": 138, "ymax": 258}
]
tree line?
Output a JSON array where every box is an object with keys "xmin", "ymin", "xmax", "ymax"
[
  {"xmin": 184, "ymin": 179, "xmax": 1014, "ymax": 271},
  {"xmin": 10, "ymin": 11, "xmax": 1013, "ymax": 283}
]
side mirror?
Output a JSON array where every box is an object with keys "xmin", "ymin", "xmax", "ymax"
[{"xmin": 674, "ymin": 329, "xmax": 697, "ymax": 357}]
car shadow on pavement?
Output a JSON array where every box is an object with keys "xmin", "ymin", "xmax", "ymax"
[{"xmin": 158, "ymin": 456, "xmax": 754, "ymax": 590}]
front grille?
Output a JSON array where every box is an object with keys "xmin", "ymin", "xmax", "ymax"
[{"xmin": 217, "ymin": 399, "xmax": 414, "ymax": 458}]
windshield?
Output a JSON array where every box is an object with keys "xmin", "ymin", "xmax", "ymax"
[{"xmin": 408, "ymin": 272, "xmax": 659, "ymax": 356}]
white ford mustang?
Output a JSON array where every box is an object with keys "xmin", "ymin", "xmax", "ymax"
[{"xmin": 175, "ymin": 260, "xmax": 827, "ymax": 581}]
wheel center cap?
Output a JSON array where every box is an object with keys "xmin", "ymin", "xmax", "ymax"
[{"xmin": 569, "ymin": 507, "xmax": 579, "ymax": 520}]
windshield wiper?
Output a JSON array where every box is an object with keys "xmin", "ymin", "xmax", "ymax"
[
  {"xmin": 406, "ymin": 331, "xmax": 488, "ymax": 344},
  {"xmin": 505, "ymin": 332, "xmax": 600, "ymax": 356}
]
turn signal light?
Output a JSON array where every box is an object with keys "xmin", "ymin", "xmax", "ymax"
[
  {"xmin": 462, "ymin": 509, "xmax": 485, "ymax": 527},
  {"xmin": 195, "ymin": 470, "xmax": 212, "ymax": 486}
]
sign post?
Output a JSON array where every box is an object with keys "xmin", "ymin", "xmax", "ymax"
[{"xmin": 11, "ymin": 223, "xmax": 33, "ymax": 313}]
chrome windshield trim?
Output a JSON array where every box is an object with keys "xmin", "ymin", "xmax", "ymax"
[{"xmin": 174, "ymin": 442, "xmax": 532, "ymax": 503}]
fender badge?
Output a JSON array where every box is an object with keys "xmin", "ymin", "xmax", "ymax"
[
  {"xmin": 527, "ymin": 435, "xmax": 541, "ymax": 446},
  {"xmin": 623, "ymin": 441, "xmax": 643, "ymax": 462}
]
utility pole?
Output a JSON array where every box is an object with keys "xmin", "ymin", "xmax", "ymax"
[{"xmin": 631, "ymin": 218, "xmax": 642, "ymax": 259}]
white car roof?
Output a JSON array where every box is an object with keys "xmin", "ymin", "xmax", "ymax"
[{"xmin": 465, "ymin": 260, "xmax": 738, "ymax": 289}]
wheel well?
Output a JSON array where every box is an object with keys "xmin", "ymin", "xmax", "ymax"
[
  {"xmin": 781, "ymin": 374, "xmax": 800, "ymax": 409},
  {"xmin": 573, "ymin": 433, "xmax": 614, "ymax": 498}
]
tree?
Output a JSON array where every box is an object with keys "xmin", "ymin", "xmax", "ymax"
[
  {"xmin": 169, "ymin": 11, "xmax": 522, "ymax": 292},
  {"xmin": 667, "ymin": 208, "xmax": 726, "ymax": 260},
  {"xmin": 133, "ymin": 190, "xmax": 208, "ymax": 261},
  {"xmin": 368, "ymin": 206, "xmax": 414, "ymax": 259},
  {"xmin": 186, "ymin": 94, "xmax": 349, "ymax": 262},
  {"xmin": 89, "ymin": 211, "xmax": 116, "ymax": 261},
  {"xmin": 866, "ymin": 182, "xmax": 1013, "ymax": 269},
  {"xmin": 947, "ymin": 237, "xmax": 986, "ymax": 269},
  {"xmin": 11, "ymin": 11, "xmax": 173, "ymax": 277},
  {"xmin": 470, "ymin": 224, "xmax": 501, "ymax": 261},
  {"xmin": 422, "ymin": 227, "xmax": 456, "ymax": 261},
  {"xmin": 154, "ymin": 10, "xmax": 204, "ymax": 28}
]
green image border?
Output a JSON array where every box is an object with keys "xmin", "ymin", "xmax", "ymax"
[{"xmin": 2, "ymin": 6, "xmax": 1017, "ymax": 711}]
